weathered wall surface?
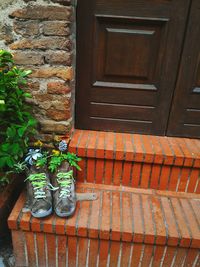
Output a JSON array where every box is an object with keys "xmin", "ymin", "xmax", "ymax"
[{"xmin": 0, "ymin": 0, "xmax": 76, "ymax": 145}]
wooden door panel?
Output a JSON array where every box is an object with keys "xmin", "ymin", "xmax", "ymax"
[
  {"xmin": 93, "ymin": 16, "xmax": 167, "ymax": 86},
  {"xmin": 167, "ymin": 0, "xmax": 200, "ymax": 138},
  {"xmin": 76, "ymin": 0, "xmax": 190, "ymax": 135}
]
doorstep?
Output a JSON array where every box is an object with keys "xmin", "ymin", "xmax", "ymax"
[
  {"xmin": 8, "ymin": 183, "xmax": 200, "ymax": 266},
  {"xmin": 69, "ymin": 130, "xmax": 200, "ymax": 193}
]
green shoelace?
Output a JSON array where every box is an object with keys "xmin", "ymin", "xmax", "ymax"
[
  {"xmin": 56, "ymin": 170, "xmax": 74, "ymax": 198},
  {"xmin": 25, "ymin": 173, "xmax": 48, "ymax": 199}
]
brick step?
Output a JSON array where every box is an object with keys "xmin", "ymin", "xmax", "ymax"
[
  {"xmin": 69, "ymin": 130, "xmax": 200, "ymax": 193},
  {"xmin": 8, "ymin": 183, "xmax": 200, "ymax": 266}
]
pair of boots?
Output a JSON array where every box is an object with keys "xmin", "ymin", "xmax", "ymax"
[{"xmin": 25, "ymin": 161, "xmax": 76, "ymax": 218}]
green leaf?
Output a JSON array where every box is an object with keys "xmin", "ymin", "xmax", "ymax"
[
  {"xmin": 18, "ymin": 127, "xmax": 26, "ymax": 137},
  {"xmin": 6, "ymin": 127, "xmax": 16, "ymax": 138}
]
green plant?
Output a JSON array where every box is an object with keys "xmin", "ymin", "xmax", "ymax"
[
  {"xmin": 0, "ymin": 50, "xmax": 37, "ymax": 185},
  {"xmin": 48, "ymin": 151, "xmax": 82, "ymax": 173}
]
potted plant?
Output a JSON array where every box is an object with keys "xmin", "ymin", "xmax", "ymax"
[
  {"xmin": 0, "ymin": 50, "xmax": 37, "ymax": 236},
  {"xmin": 24, "ymin": 140, "xmax": 81, "ymax": 218}
]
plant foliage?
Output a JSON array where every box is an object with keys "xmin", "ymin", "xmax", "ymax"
[{"xmin": 0, "ymin": 50, "xmax": 37, "ymax": 186}]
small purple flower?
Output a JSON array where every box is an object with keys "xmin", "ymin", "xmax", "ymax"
[{"xmin": 58, "ymin": 140, "xmax": 68, "ymax": 152}]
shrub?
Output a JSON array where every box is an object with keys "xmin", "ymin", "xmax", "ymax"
[{"xmin": 0, "ymin": 50, "xmax": 37, "ymax": 186}]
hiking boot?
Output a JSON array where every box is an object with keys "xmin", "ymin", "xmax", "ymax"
[
  {"xmin": 25, "ymin": 166, "xmax": 52, "ymax": 218},
  {"xmin": 53, "ymin": 162, "xmax": 76, "ymax": 217}
]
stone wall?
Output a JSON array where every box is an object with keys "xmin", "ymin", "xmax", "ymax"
[{"xmin": 0, "ymin": 0, "xmax": 76, "ymax": 145}]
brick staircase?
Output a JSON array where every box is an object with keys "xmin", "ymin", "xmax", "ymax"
[{"xmin": 8, "ymin": 130, "xmax": 200, "ymax": 266}]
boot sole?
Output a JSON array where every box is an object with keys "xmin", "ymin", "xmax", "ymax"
[
  {"xmin": 55, "ymin": 206, "xmax": 76, "ymax": 218},
  {"xmin": 31, "ymin": 207, "xmax": 52, "ymax": 218}
]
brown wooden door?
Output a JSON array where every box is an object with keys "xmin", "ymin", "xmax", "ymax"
[
  {"xmin": 76, "ymin": 0, "xmax": 190, "ymax": 135},
  {"xmin": 167, "ymin": 0, "xmax": 200, "ymax": 138}
]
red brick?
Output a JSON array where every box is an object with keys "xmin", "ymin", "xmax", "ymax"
[
  {"xmin": 159, "ymin": 137, "xmax": 175, "ymax": 165},
  {"xmin": 141, "ymin": 245, "xmax": 154, "ymax": 266},
  {"xmin": 25, "ymin": 232, "xmax": 36, "ymax": 266},
  {"xmin": 177, "ymin": 137, "xmax": 194, "ymax": 167},
  {"xmin": 196, "ymin": 180, "xmax": 200, "ymax": 194},
  {"xmin": 122, "ymin": 193, "xmax": 132, "ymax": 242},
  {"xmin": 76, "ymin": 189, "xmax": 91, "ymax": 237},
  {"xmin": 133, "ymin": 134, "xmax": 145, "ymax": 162},
  {"xmin": 105, "ymin": 131, "xmax": 115, "ymax": 159},
  {"xmin": 189, "ymin": 199, "xmax": 200, "ymax": 225},
  {"xmin": 95, "ymin": 159, "xmax": 104, "ymax": 184},
  {"xmin": 115, "ymin": 133, "xmax": 124, "ymax": 160},
  {"xmin": 100, "ymin": 191, "xmax": 111, "ymax": 240},
  {"xmin": 8, "ymin": 192, "xmax": 25, "ymax": 230},
  {"xmin": 77, "ymin": 238, "xmax": 88, "ymax": 267},
  {"xmin": 87, "ymin": 158, "xmax": 95, "ymax": 183},
  {"xmin": 160, "ymin": 197, "xmax": 180, "ymax": 246},
  {"xmin": 10, "ymin": 37, "xmax": 71, "ymax": 51},
  {"xmin": 66, "ymin": 201, "xmax": 80, "ymax": 236},
  {"xmin": 149, "ymin": 135, "xmax": 164, "ymax": 164},
  {"xmin": 170, "ymin": 198, "xmax": 191, "ymax": 247},
  {"xmin": 151, "ymin": 196, "xmax": 167, "ymax": 245},
  {"xmin": 159, "ymin": 166, "xmax": 171, "ymax": 190},
  {"xmin": 111, "ymin": 192, "xmax": 121, "ymax": 241},
  {"xmin": 20, "ymin": 212, "xmax": 32, "ymax": 231},
  {"xmin": 162, "ymin": 246, "xmax": 176, "ymax": 266},
  {"xmin": 187, "ymin": 169, "xmax": 199, "ymax": 193},
  {"xmin": 130, "ymin": 243, "xmax": 143, "ymax": 267},
  {"xmin": 141, "ymin": 194, "xmax": 155, "ymax": 244},
  {"xmin": 76, "ymin": 158, "xmax": 86, "ymax": 182},
  {"xmin": 168, "ymin": 137, "xmax": 184, "ymax": 166},
  {"xmin": 43, "ymin": 21, "xmax": 70, "ymax": 36},
  {"xmin": 47, "ymin": 82, "xmax": 70, "ymax": 94},
  {"xmin": 13, "ymin": 20, "xmax": 39, "ymax": 37},
  {"xmin": 183, "ymin": 248, "xmax": 199, "ymax": 267},
  {"xmin": 87, "ymin": 130, "xmax": 98, "ymax": 158},
  {"xmin": 88, "ymin": 239, "xmax": 99, "ymax": 267},
  {"xmin": 69, "ymin": 130, "xmax": 82, "ymax": 154},
  {"xmin": 180, "ymin": 198, "xmax": 200, "ymax": 248},
  {"xmin": 131, "ymin": 162, "xmax": 142, "ymax": 188},
  {"xmin": 13, "ymin": 51, "xmax": 44, "ymax": 65},
  {"xmin": 184, "ymin": 139, "xmax": 200, "ymax": 168},
  {"xmin": 36, "ymin": 233, "xmax": 46, "ymax": 267},
  {"xmin": 122, "ymin": 161, "xmax": 132, "ymax": 186},
  {"xmin": 104, "ymin": 160, "xmax": 113, "ymax": 185},
  {"xmin": 120, "ymin": 242, "xmax": 132, "ymax": 267},
  {"xmin": 113, "ymin": 160, "xmax": 123, "ymax": 186},
  {"xmin": 57, "ymin": 235, "xmax": 67, "ymax": 267},
  {"xmin": 109, "ymin": 241, "xmax": 120, "ymax": 265},
  {"xmin": 10, "ymin": 5, "xmax": 72, "ymax": 20},
  {"xmin": 178, "ymin": 168, "xmax": 191, "ymax": 192},
  {"xmin": 140, "ymin": 163, "xmax": 151, "ymax": 189},
  {"xmin": 96, "ymin": 131, "xmax": 105, "ymax": 158},
  {"xmin": 150, "ymin": 164, "xmax": 161, "ymax": 189},
  {"xmin": 12, "ymin": 231, "xmax": 27, "ymax": 266},
  {"xmin": 98, "ymin": 240, "xmax": 109, "ymax": 267},
  {"xmin": 173, "ymin": 247, "xmax": 188, "ymax": 266},
  {"xmin": 77, "ymin": 130, "xmax": 89, "ymax": 156},
  {"xmin": 168, "ymin": 166, "xmax": 181, "ymax": 191},
  {"xmin": 68, "ymin": 236, "xmax": 77, "ymax": 267},
  {"xmin": 55, "ymin": 216, "xmax": 66, "ymax": 235},
  {"xmin": 152, "ymin": 245, "xmax": 165, "ymax": 267},
  {"xmin": 132, "ymin": 194, "xmax": 144, "ymax": 243},
  {"xmin": 46, "ymin": 108, "xmax": 71, "ymax": 121},
  {"xmin": 140, "ymin": 134, "xmax": 154, "ymax": 163},
  {"xmin": 31, "ymin": 217, "xmax": 41, "ymax": 232},
  {"xmin": 42, "ymin": 214, "xmax": 55, "ymax": 233},
  {"xmin": 123, "ymin": 133, "xmax": 134, "ymax": 161},
  {"xmin": 88, "ymin": 190, "xmax": 101, "ymax": 238}
]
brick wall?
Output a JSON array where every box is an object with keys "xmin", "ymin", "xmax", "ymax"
[{"xmin": 0, "ymin": 0, "xmax": 76, "ymax": 145}]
